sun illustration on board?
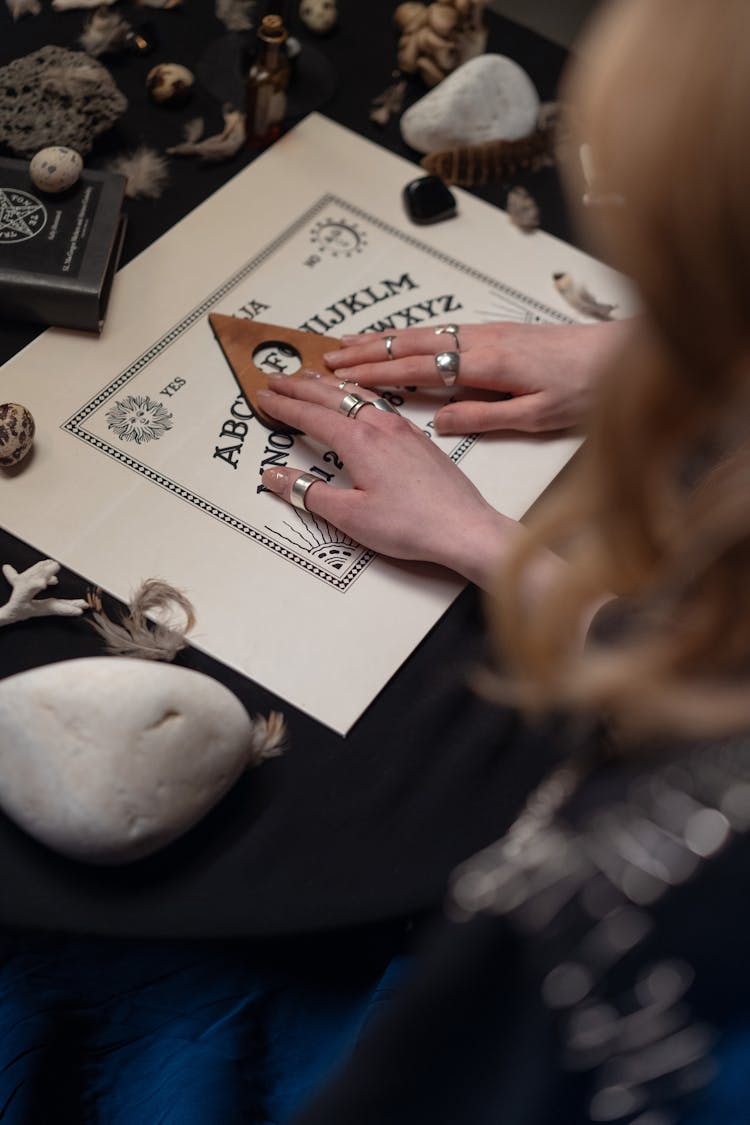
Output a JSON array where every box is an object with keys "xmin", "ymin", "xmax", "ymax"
[
  {"xmin": 106, "ymin": 395, "xmax": 173, "ymax": 444},
  {"xmin": 267, "ymin": 507, "xmax": 362, "ymax": 572}
]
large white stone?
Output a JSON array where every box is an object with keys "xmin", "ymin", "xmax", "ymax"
[
  {"xmin": 0, "ymin": 657, "xmax": 263, "ymax": 864},
  {"xmin": 400, "ymin": 53, "xmax": 540, "ymax": 155}
]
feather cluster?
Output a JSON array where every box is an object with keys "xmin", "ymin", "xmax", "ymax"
[
  {"xmin": 6, "ymin": 0, "xmax": 41, "ymax": 18},
  {"xmin": 167, "ymin": 107, "xmax": 246, "ymax": 162},
  {"xmin": 106, "ymin": 146, "xmax": 169, "ymax": 198},
  {"xmin": 87, "ymin": 579, "xmax": 196, "ymax": 662},
  {"xmin": 552, "ymin": 272, "xmax": 617, "ymax": 321},
  {"xmin": 215, "ymin": 0, "xmax": 255, "ymax": 31},
  {"xmin": 420, "ymin": 102, "xmax": 562, "ymax": 188},
  {"xmin": 80, "ymin": 9, "xmax": 132, "ymax": 56},
  {"xmin": 506, "ymin": 186, "xmax": 539, "ymax": 233}
]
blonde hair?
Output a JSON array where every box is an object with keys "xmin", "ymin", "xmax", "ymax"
[{"xmin": 490, "ymin": 0, "xmax": 750, "ymax": 739}]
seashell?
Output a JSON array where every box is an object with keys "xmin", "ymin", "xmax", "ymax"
[
  {"xmin": 394, "ymin": 1, "xmax": 426, "ymax": 32},
  {"xmin": 28, "ymin": 145, "xmax": 83, "ymax": 193},
  {"xmin": 426, "ymin": 3, "xmax": 458, "ymax": 35},
  {"xmin": 398, "ymin": 35, "xmax": 421, "ymax": 74},
  {"xmin": 299, "ymin": 0, "xmax": 337, "ymax": 34},
  {"xmin": 417, "ymin": 55, "xmax": 448, "ymax": 87},
  {"xmin": 146, "ymin": 62, "xmax": 194, "ymax": 105},
  {"xmin": 0, "ymin": 657, "xmax": 284, "ymax": 863},
  {"xmin": 400, "ymin": 53, "xmax": 539, "ymax": 155},
  {"xmin": 0, "ymin": 402, "xmax": 35, "ymax": 467}
]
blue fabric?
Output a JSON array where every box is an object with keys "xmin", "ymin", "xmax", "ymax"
[
  {"xmin": 683, "ymin": 1022, "xmax": 750, "ymax": 1125},
  {"xmin": 0, "ymin": 935, "xmax": 413, "ymax": 1124}
]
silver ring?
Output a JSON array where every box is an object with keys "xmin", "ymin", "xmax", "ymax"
[
  {"xmin": 435, "ymin": 351, "xmax": 460, "ymax": 387},
  {"xmin": 435, "ymin": 323, "xmax": 460, "ymax": 352},
  {"xmin": 371, "ymin": 397, "xmax": 400, "ymax": 415},
  {"xmin": 339, "ymin": 391, "xmax": 366, "ymax": 415},
  {"xmin": 384, "ymin": 335, "xmax": 396, "ymax": 360},
  {"xmin": 290, "ymin": 472, "xmax": 320, "ymax": 512},
  {"xmin": 349, "ymin": 398, "xmax": 376, "ymax": 419}
]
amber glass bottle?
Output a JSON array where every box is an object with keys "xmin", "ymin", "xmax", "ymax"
[{"xmin": 246, "ymin": 14, "xmax": 291, "ymax": 149}]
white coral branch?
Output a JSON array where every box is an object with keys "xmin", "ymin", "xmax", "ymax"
[{"xmin": 0, "ymin": 560, "xmax": 89, "ymax": 625}]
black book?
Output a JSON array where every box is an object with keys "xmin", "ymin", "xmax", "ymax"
[{"xmin": 0, "ymin": 158, "xmax": 127, "ymax": 334}]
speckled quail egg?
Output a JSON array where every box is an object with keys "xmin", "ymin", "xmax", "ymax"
[
  {"xmin": 0, "ymin": 403, "xmax": 35, "ymax": 468},
  {"xmin": 146, "ymin": 63, "xmax": 195, "ymax": 106},
  {"xmin": 29, "ymin": 147, "xmax": 83, "ymax": 194}
]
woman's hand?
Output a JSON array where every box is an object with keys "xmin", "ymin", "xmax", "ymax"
[
  {"xmin": 258, "ymin": 372, "xmax": 526, "ymax": 590},
  {"xmin": 322, "ymin": 319, "xmax": 631, "ymax": 436}
]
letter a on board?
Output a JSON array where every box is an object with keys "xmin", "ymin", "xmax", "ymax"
[{"xmin": 209, "ymin": 315, "xmax": 341, "ymax": 430}]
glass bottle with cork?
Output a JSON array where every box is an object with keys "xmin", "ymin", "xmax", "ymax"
[{"xmin": 246, "ymin": 14, "xmax": 291, "ymax": 150}]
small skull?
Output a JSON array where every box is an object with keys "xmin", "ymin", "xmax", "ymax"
[
  {"xmin": 146, "ymin": 63, "xmax": 194, "ymax": 106},
  {"xmin": 299, "ymin": 0, "xmax": 337, "ymax": 34}
]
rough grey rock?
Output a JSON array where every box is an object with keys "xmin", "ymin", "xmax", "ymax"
[{"xmin": 0, "ymin": 46, "xmax": 127, "ymax": 157}]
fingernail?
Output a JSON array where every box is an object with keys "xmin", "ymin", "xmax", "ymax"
[
  {"xmin": 300, "ymin": 367, "xmax": 322, "ymax": 379},
  {"xmin": 433, "ymin": 411, "xmax": 450, "ymax": 433},
  {"xmin": 257, "ymin": 388, "xmax": 273, "ymax": 399},
  {"xmin": 262, "ymin": 469, "xmax": 287, "ymax": 490},
  {"xmin": 323, "ymin": 350, "xmax": 342, "ymax": 363},
  {"xmin": 340, "ymin": 335, "xmax": 358, "ymax": 344}
]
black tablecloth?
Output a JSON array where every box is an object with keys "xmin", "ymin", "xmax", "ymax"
[{"xmin": 0, "ymin": 0, "xmax": 575, "ymax": 938}]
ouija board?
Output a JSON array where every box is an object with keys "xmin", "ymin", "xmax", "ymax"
[{"xmin": 0, "ymin": 115, "xmax": 632, "ymax": 732}]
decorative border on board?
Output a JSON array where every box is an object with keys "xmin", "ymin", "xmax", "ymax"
[{"xmin": 62, "ymin": 193, "xmax": 571, "ymax": 591}]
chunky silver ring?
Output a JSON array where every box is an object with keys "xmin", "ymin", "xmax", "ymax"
[
  {"xmin": 371, "ymin": 397, "xmax": 400, "ymax": 415},
  {"xmin": 435, "ymin": 323, "xmax": 460, "ymax": 352},
  {"xmin": 290, "ymin": 472, "xmax": 320, "ymax": 512},
  {"xmin": 435, "ymin": 350, "xmax": 460, "ymax": 387},
  {"xmin": 384, "ymin": 335, "xmax": 396, "ymax": 360},
  {"xmin": 349, "ymin": 398, "xmax": 376, "ymax": 419},
  {"xmin": 339, "ymin": 391, "xmax": 366, "ymax": 415}
]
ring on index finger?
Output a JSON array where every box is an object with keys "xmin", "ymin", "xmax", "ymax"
[
  {"xmin": 371, "ymin": 397, "xmax": 400, "ymax": 415},
  {"xmin": 435, "ymin": 351, "xmax": 460, "ymax": 387},
  {"xmin": 290, "ymin": 473, "xmax": 320, "ymax": 512},
  {"xmin": 435, "ymin": 324, "xmax": 460, "ymax": 352},
  {"xmin": 384, "ymin": 335, "xmax": 396, "ymax": 360}
]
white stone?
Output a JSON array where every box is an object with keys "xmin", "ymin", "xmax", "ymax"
[
  {"xmin": 29, "ymin": 146, "xmax": 83, "ymax": 193},
  {"xmin": 0, "ymin": 657, "xmax": 260, "ymax": 863},
  {"xmin": 400, "ymin": 53, "xmax": 540, "ymax": 155}
]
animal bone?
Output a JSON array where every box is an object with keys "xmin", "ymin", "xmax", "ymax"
[{"xmin": 0, "ymin": 560, "xmax": 88, "ymax": 626}]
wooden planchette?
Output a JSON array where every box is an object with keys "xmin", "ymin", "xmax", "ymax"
[{"xmin": 209, "ymin": 314, "xmax": 341, "ymax": 430}]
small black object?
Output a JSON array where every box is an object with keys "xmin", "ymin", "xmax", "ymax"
[{"xmin": 403, "ymin": 175, "xmax": 457, "ymax": 224}]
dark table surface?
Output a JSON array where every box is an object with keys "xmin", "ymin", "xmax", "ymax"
[{"xmin": 0, "ymin": 0, "xmax": 576, "ymax": 939}]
